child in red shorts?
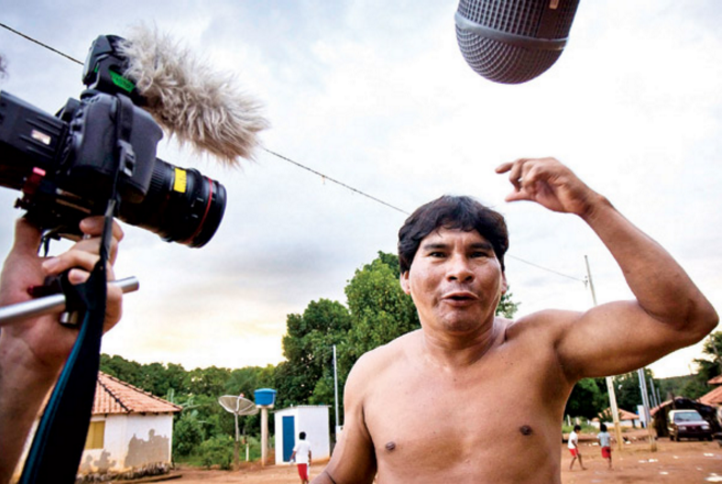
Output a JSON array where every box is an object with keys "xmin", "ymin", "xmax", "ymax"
[{"xmin": 597, "ymin": 423, "xmax": 613, "ymax": 469}]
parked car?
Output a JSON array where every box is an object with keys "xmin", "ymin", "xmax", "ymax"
[{"xmin": 667, "ymin": 409, "xmax": 713, "ymax": 441}]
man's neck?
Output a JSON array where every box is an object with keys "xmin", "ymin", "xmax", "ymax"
[{"xmin": 419, "ymin": 317, "xmax": 504, "ymax": 369}]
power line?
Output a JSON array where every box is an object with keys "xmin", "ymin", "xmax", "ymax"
[
  {"xmin": 2, "ymin": 22, "xmax": 586, "ymax": 285},
  {"xmin": 263, "ymin": 148, "xmax": 409, "ymax": 216},
  {"xmin": 507, "ymin": 255, "xmax": 586, "ymax": 283},
  {"xmin": 0, "ymin": 22, "xmax": 83, "ymax": 65}
]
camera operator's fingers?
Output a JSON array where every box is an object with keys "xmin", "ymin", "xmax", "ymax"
[
  {"xmin": 79, "ymin": 217, "xmax": 124, "ymax": 265},
  {"xmin": 41, "ymin": 248, "xmax": 99, "ymax": 279}
]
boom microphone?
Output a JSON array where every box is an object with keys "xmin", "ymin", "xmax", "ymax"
[
  {"xmin": 455, "ymin": 0, "xmax": 580, "ymax": 84},
  {"xmin": 115, "ymin": 24, "xmax": 269, "ymax": 165}
]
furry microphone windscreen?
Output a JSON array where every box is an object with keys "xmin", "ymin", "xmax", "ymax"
[{"xmin": 118, "ymin": 25, "xmax": 269, "ymax": 166}]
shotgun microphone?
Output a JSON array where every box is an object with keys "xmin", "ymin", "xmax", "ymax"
[
  {"xmin": 117, "ymin": 24, "xmax": 269, "ymax": 165},
  {"xmin": 455, "ymin": 0, "xmax": 581, "ymax": 84}
]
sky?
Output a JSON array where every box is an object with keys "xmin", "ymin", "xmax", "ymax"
[{"xmin": 0, "ymin": 0, "xmax": 720, "ymax": 379}]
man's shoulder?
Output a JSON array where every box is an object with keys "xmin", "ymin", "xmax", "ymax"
[
  {"xmin": 502, "ymin": 309, "xmax": 581, "ymax": 341},
  {"xmin": 348, "ymin": 331, "xmax": 420, "ymax": 376}
]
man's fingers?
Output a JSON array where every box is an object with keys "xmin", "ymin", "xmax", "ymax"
[{"xmin": 494, "ymin": 162, "xmax": 513, "ymax": 174}]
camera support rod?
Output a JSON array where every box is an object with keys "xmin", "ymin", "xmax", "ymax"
[{"xmin": 0, "ymin": 276, "xmax": 139, "ymax": 326}]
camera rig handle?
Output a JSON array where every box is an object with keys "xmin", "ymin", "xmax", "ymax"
[{"xmin": 0, "ymin": 276, "xmax": 139, "ymax": 327}]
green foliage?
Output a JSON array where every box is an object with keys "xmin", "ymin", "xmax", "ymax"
[
  {"xmin": 199, "ymin": 435, "xmax": 234, "ymax": 470},
  {"xmin": 611, "ymin": 369, "xmax": 658, "ymax": 412},
  {"xmin": 679, "ymin": 377, "xmax": 711, "ymax": 400},
  {"xmin": 183, "ymin": 366, "xmax": 232, "ymax": 396},
  {"xmin": 274, "ymin": 298, "xmax": 351, "ymax": 412},
  {"xmin": 496, "ymin": 290, "xmax": 519, "ymax": 319},
  {"xmin": 343, "ymin": 254, "xmax": 420, "ymax": 362},
  {"xmin": 656, "ymin": 374, "xmax": 695, "ymax": 400},
  {"xmin": 100, "ymin": 354, "xmax": 187, "ymax": 397},
  {"xmin": 694, "ymin": 331, "xmax": 722, "ymax": 383},
  {"xmin": 564, "ymin": 378, "xmax": 607, "ymax": 419},
  {"xmin": 173, "ymin": 413, "xmax": 205, "ymax": 458}
]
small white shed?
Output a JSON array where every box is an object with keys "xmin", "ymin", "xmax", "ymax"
[
  {"xmin": 274, "ymin": 405, "xmax": 330, "ymax": 465},
  {"xmin": 78, "ymin": 372, "xmax": 181, "ymax": 478}
]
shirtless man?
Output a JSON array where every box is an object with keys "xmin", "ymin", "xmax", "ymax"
[{"xmin": 313, "ymin": 157, "xmax": 718, "ymax": 483}]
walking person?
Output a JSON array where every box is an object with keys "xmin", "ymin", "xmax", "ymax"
[{"xmin": 291, "ymin": 432, "xmax": 313, "ymax": 484}]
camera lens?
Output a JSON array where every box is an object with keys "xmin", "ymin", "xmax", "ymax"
[{"xmin": 119, "ymin": 159, "xmax": 226, "ymax": 248}]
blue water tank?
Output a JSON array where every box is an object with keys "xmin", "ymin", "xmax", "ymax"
[{"xmin": 255, "ymin": 388, "xmax": 277, "ymax": 406}]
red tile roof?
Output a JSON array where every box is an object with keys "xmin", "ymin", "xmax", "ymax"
[
  {"xmin": 708, "ymin": 375, "xmax": 722, "ymax": 385},
  {"xmin": 92, "ymin": 372, "xmax": 182, "ymax": 415}
]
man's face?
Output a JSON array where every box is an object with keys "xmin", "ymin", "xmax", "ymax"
[{"xmin": 400, "ymin": 228, "xmax": 507, "ymax": 334}]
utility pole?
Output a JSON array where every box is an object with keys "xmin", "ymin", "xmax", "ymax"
[
  {"xmin": 585, "ymin": 256, "xmax": 624, "ymax": 452},
  {"xmin": 333, "ymin": 345, "xmax": 340, "ymax": 442},
  {"xmin": 637, "ymin": 369, "xmax": 657, "ymax": 451}
]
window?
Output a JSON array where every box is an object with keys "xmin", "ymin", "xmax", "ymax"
[{"xmin": 84, "ymin": 420, "xmax": 105, "ymax": 450}]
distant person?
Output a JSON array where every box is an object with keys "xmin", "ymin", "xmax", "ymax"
[
  {"xmin": 291, "ymin": 431, "xmax": 312, "ymax": 484},
  {"xmin": 568, "ymin": 424, "xmax": 586, "ymax": 471},
  {"xmin": 597, "ymin": 423, "xmax": 613, "ymax": 469},
  {"xmin": 313, "ymin": 157, "xmax": 717, "ymax": 483}
]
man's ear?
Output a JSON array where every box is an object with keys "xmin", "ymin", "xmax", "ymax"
[
  {"xmin": 400, "ymin": 271, "xmax": 411, "ymax": 295},
  {"xmin": 501, "ymin": 272, "xmax": 508, "ymax": 295}
]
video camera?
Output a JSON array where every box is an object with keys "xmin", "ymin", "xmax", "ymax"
[{"xmin": 0, "ymin": 35, "xmax": 226, "ymax": 248}]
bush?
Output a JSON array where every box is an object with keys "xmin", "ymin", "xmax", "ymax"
[
  {"xmin": 173, "ymin": 413, "xmax": 205, "ymax": 458},
  {"xmin": 200, "ymin": 435, "xmax": 234, "ymax": 470}
]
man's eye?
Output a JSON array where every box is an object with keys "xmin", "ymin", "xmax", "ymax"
[
  {"xmin": 429, "ymin": 252, "xmax": 446, "ymax": 258},
  {"xmin": 471, "ymin": 251, "xmax": 491, "ymax": 258}
]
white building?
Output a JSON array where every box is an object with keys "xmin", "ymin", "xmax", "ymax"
[
  {"xmin": 78, "ymin": 372, "xmax": 181, "ymax": 478},
  {"xmin": 274, "ymin": 405, "xmax": 330, "ymax": 465}
]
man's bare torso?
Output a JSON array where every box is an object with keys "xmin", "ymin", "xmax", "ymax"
[{"xmin": 357, "ymin": 316, "xmax": 574, "ymax": 483}]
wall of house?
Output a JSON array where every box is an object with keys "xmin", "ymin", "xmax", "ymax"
[{"xmin": 79, "ymin": 414, "xmax": 173, "ymax": 475}]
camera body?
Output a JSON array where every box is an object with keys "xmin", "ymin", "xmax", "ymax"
[{"xmin": 0, "ymin": 35, "xmax": 226, "ymax": 247}]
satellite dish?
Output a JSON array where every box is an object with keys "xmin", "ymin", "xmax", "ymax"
[
  {"xmin": 219, "ymin": 395, "xmax": 259, "ymax": 467},
  {"xmin": 218, "ymin": 395, "xmax": 259, "ymax": 416}
]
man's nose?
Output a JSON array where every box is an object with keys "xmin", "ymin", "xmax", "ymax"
[{"xmin": 447, "ymin": 255, "xmax": 474, "ymax": 282}]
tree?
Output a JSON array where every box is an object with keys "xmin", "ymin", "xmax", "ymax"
[
  {"xmin": 497, "ymin": 290, "xmax": 520, "ymax": 319},
  {"xmin": 343, "ymin": 253, "xmax": 420, "ymax": 366},
  {"xmin": 173, "ymin": 412, "xmax": 205, "ymax": 458},
  {"xmin": 564, "ymin": 378, "xmax": 607, "ymax": 419},
  {"xmin": 610, "ymin": 370, "xmax": 659, "ymax": 412},
  {"xmin": 183, "ymin": 366, "xmax": 232, "ymax": 396},
  {"xmin": 275, "ymin": 299, "xmax": 352, "ymax": 411},
  {"xmin": 694, "ymin": 331, "xmax": 722, "ymax": 383},
  {"xmin": 100, "ymin": 354, "xmax": 143, "ymax": 387}
]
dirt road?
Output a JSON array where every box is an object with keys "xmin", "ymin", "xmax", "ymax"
[{"xmin": 165, "ymin": 430, "xmax": 722, "ymax": 483}]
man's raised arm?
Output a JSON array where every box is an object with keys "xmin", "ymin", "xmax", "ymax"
[{"xmin": 496, "ymin": 157, "xmax": 718, "ymax": 378}]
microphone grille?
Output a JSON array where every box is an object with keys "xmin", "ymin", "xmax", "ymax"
[{"xmin": 456, "ymin": 0, "xmax": 580, "ymax": 84}]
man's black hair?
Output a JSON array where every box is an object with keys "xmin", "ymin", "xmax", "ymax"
[
  {"xmin": 299, "ymin": 431, "xmax": 306, "ymax": 440},
  {"xmin": 398, "ymin": 195, "xmax": 509, "ymax": 274}
]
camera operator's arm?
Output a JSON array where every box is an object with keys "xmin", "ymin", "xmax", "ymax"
[{"xmin": 0, "ymin": 216, "xmax": 123, "ymax": 484}]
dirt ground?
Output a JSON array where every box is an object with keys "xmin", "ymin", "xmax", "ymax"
[{"xmin": 161, "ymin": 430, "xmax": 722, "ymax": 484}]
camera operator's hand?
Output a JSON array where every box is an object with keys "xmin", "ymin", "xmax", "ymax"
[{"xmin": 0, "ymin": 215, "xmax": 124, "ymax": 484}]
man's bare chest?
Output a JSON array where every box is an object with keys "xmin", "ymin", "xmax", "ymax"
[{"xmin": 361, "ymin": 341, "xmax": 571, "ymax": 481}]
